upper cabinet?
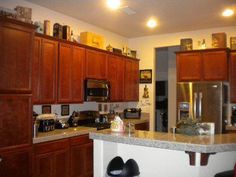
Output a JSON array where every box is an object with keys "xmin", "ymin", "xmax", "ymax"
[
  {"xmin": 124, "ymin": 59, "xmax": 139, "ymax": 101},
  {"xmin": 58, "ymin": 43, "xmax": 85, "ymax": 103},
  {"xmin": 32, "ymin": 36, "xmax": 58, "ymax": 104},
  {"xmin": 0, "ymin": 18, "xmax": 35, "ymax": 93},
  {"xmin": 230, "ymin": 51, "xmax": 236, "ymax": 103},
  {"xmin": 85, "ymin": 49, "xmax": 108, "ymax": 80},
  {"xmin": 108, "ymin": 55, "xmax": 125, "ymax": 101},
  {"xmin": 176, "ymin": 49, "xmax": 229, "ymax": 82}
]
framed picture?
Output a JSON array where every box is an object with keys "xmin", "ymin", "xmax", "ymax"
[
  {"xmin": 61, "ymin": 105, "xmax": 70, "ymax": 116},
  {"xmin": 42, "ymin": 105, "xmax": 51, "ymax": 114},
  {"xmin": 230, "ymin": 37, "xmax": 236, "ymax": 50},
  {"xmin": 140, "ymin": 69, "xmax": 152, "ymax": 83},
  {"xmin": 180, "ymin": 38, "xmax": 193, "ymax": 51}
]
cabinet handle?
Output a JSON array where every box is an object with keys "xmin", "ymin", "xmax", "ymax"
[{"xmin": 0, "ymin": 157, "xmax": 2, "ymax": 162}]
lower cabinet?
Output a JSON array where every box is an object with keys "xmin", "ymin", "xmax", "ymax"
[
  {"xmin": 34, "ymin": 139, "xmax": 70, "ymax": 177},
  {"xmin": 33, "ymin": 135, "xmax": 93, "ymax": 177},
  {"xmin": 0, "ymin": 146, "xmax": 32, "ymax": 177},
  {"xmin": 70, "ymin": 135, "xmax": 93, "ymax": 177}
]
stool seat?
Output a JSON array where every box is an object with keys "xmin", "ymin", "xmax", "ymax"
[{"xmin": 214, "ymin": 170, "xmax": 234, "ymax": 177}]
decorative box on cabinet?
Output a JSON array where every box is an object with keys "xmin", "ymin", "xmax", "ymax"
[
  {"xmin": 124, "ymin": 58, "xmax": 139, "ymax": 101},
  {"xmin": 230, "ymin": 51, "xmax": 236, "ymax": 103},
  {"xmin": 32, "ymin": 35, "xmax": 58, "ymax": 104},
  {"xmin": 108, "ymin": 55, "xmax": 125, "ymax": 101},
  {"xmin": 176, "ymin": 48, "xmax": 229, "ymax": 82},
  {"xmin": 85, "ymin": 49, "xmax": 108, "ymax": 80},
  {"xmin": 58, "ymin": 43, "xmax": 85, "ymax": 103}
]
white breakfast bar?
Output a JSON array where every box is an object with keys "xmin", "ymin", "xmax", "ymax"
[{"xmin": 89, "ymin": 130, "xmax": 236, "ymax": 177}]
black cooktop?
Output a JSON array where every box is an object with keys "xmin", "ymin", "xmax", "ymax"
[{"xmin": 83, "ymin": 122, "xmax": 111, "ymax": 130}]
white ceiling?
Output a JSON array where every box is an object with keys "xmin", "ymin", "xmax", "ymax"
[{"xmin": 26, "ymin": 0, "xmax": 236, "ymax": 38}]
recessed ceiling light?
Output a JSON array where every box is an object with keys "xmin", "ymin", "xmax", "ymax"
[
  {"xmin": 107, "ymin": 0, "xmax": 121, "ymax": 10},
  {"xmin": 147, "ymin": 18, "xmax": 157, "ymax": 28},
  {"xmin": 222, "ymin": 9, "xmax": 234, "ymax": 17}
]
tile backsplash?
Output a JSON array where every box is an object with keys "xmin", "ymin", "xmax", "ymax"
[{"xmin": 33, "ymin": 102, "xmax": 138, "ymax": 116}]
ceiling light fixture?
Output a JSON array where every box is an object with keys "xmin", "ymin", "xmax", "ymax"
[
  {"xmin": 147, "ymin": 18, "xmax": 157, "ymax": 28},
  {"xmin": 222, "ymin": 8, "xmax": 234, "ymax": 17},
  {"xmin": 107, "ymin": 0, "xmax": 121, "ymax": 10}
]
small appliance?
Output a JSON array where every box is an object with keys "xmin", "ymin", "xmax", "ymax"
[
  {"xmin": 124, "ymin": 108, "xmax": 141, "ymax": 119},
  {"xmin": 84, "ymin": 79, "xmax": 110, "ymax": 102},
  {"xmin": 38, "ymin": 119, "xmax": 55, "ymax": 132}
]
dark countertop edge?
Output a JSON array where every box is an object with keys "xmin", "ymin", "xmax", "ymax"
[{"xmin": 89, "ymin": 132, "xmax": 236, "ymax": 153}]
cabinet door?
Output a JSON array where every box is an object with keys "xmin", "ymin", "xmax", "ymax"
[
  {"xmin": 0, "ymin": 94, "xmax": 31, "ymax": 149},
  {"xmin": 202, "ymin": 51, "xmax": 228, "ymax": 81},
  {"xmin": 230, "ymin": 52, "xmax": 236, "ymax": 103},
  {"xmin": 176, "ymin": 52, "xmax": 202, "ymax": 81},
  {"xmin": 70, "ymin": 135, "xmax": 93, "ymax": 177},
  {"xmin": 0, "ymin": 147, "xmax": 32, "ymax": 177},
  {"xmin": 108, "ymin": 55, "xmax": 125, "ymax": 101},
  {"xmin": 85, "ymin": 49, "xmax": 107, "ymax": 79},
  {"xmin": 58, "ymin": 43, "xmax": 85, "ymax": 103},
  {"xmin": 135, "ymin": 122, "xmax": 149, "ymax": 131},
  {"xmin": 32, "ymin": 37, "xmax": 41, "ymax": 103},
  {"xmin": 38, "ymin": 38, "xmax": 58, "ymax": 104},
  {"xmin": 34, "ymin": 139, "xmax": 70, "ymax": 177},
  {"xmin": 0, "ymin": 20, "xmax": 34, "ymax": 93},
  {"xmin": 124, "ymin": 59, "xmax": 139, "ymax": 101}
]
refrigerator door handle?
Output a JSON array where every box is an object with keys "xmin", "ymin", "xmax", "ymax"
[
  {"xmin": 199, "ymin": 92, "xmax": 203, "ymax": 118},
  {"xmin": 194, "ymin": 92, "xmax": 197, "ymax": 119}
]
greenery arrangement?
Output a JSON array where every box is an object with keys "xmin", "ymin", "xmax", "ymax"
[{"xmin": 176, "ymin": 118, "xmax": 201, "ymax": 135}]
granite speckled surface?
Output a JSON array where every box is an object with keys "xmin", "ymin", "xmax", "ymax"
[
  {"xmin": 89, "ymin": 130, "xmax": 236, "ymax": 153},
  {"xmin": 33, "ymin": 117, "xmax": 149, "ymax": 144},
  {"xmin": 33, "ymin": 126, "xmax": 96, "ymax": 144}
]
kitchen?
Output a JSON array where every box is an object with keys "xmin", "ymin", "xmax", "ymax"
[{"xmin": 0, "ymin": 0, "xmax": 236, "ymax": 177}]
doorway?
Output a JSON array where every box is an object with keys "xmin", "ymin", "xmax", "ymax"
[{"xmin": 155, "ymin": 46, "xmax": 179, "ymax": 132}]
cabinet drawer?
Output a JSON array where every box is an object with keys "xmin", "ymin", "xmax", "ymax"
[
  {"xmin": 34, "ymin": 139, "xmax": 69, "ymax": 154},
  {"xmin": 70, "ymin": 134, "xmax": 92, "ymax": 146}
]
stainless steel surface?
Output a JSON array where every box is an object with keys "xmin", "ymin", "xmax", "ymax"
[
  {"xmin": 85, "ymin": 79, "xmax": 110, "ymax": 102},
  {"xmin": 177, "ymin": 82, "xmax": 228, "ymax": 134}
]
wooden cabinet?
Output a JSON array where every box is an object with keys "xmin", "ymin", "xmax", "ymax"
[
  {"xmin": 230, "ymin": 51, "xmax": 236, "ymax": 103},
  {"xmin": 70, "ymin": 135, "xmax": 93, "ymax": 177},
  {"xmin": 176, "ymin": 49, "xmax": 228, "ymax": 82},
  {"xmin": 0, "ymin": 147, "xmax": 32, "ymax": 177},
  {"xmin": 32, "ymin": 36, "xmax": 58, "ymax": 104},
  {"xmin": 0, "ymin": 18, "xmax": 35, "ymax": 93},
  {"xmin": 34, "ymin": 139, "xmax": 70, "ymax": 177},
  {"xmin": 124, "ymin": 59, "xmax": 139, "ymax": 101},
  {"xmin": 85, "ymin": 49, "xmax": 107, "ymax": 80},
  {"xmin": 58, "ymin": 43, "xmax": 85, "ymax": 103},
  {"xmin": 0, "ymin": 94, "xmax": 32, "ymax": 149},
  {"xmin": 108, "ymin": 55, "xmax": 125, "ymax": 101},
  {"xmin": 135, "ymin": 122, "xmax": 149, "ymax": 131}
]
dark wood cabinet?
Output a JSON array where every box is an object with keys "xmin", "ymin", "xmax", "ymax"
[
  {"xmin": 108, "ymin": 55, "xmax": 125, "ymax": 101},
  {"xmin": 0, "ymin": 94, "xmax": 32, "ymax": 149},
  {"xmin": 124, "ymin": 59, "xmax": 139, "ymax": 101},
  {"xmin": 32, "ymin": 36, "xmax": 58, "ymax": 104},
  {"xmin": 0, "ymin": 147, "xmax": 32, "ymax": 177},
  {"xmin": 230, "ymin": 51, "xmax": 236, "ymax": 103},
  {"xmin": 0, "ymin": 18, "xmax": 35, "ymax": 93},
  {"xmin": 176, "ymin": 52, "xmax": 202, "ymax": 81},
  {"xmin": 34, "ymin": 139, "xmax": 70, "ymax": 177},
  {"xmin": 58, "ymin": 43, "xmax": 85, "ymax": 103},
  {"xmin": 70, "ymin": 135, "xmax": 93, "ymax": 177},
  {"xmin": 176, "ymin": 49, "xmax": 228, "ymax": 82},
  {"xmin": 85, "ymin": 49, "xmax": 108, "ymax": 80},
  {"xmin": 135, "ymin": 122, "xmax": 149, "ymax": 131}
]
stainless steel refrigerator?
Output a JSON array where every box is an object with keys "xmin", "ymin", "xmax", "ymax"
[{"xmin": 177, "ymin": 82, "xmax": 228, "ymax": 134}]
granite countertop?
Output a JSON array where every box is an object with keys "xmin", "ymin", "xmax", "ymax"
[
  {"xmin": 33, "ymin": 126, "xmax": 97, "ymax": 144},
  {"xmin": 89, "ymin": 130, "xmax": 236, "ymax": 153},
  {"xmin": 33, "ymin": 117, "xmax": 149, "ymax": 144}
]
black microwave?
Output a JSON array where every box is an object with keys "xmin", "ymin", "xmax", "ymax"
[{"xmin": 84, "ymin": 79, "xmax": 110, "ymax": 102}]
